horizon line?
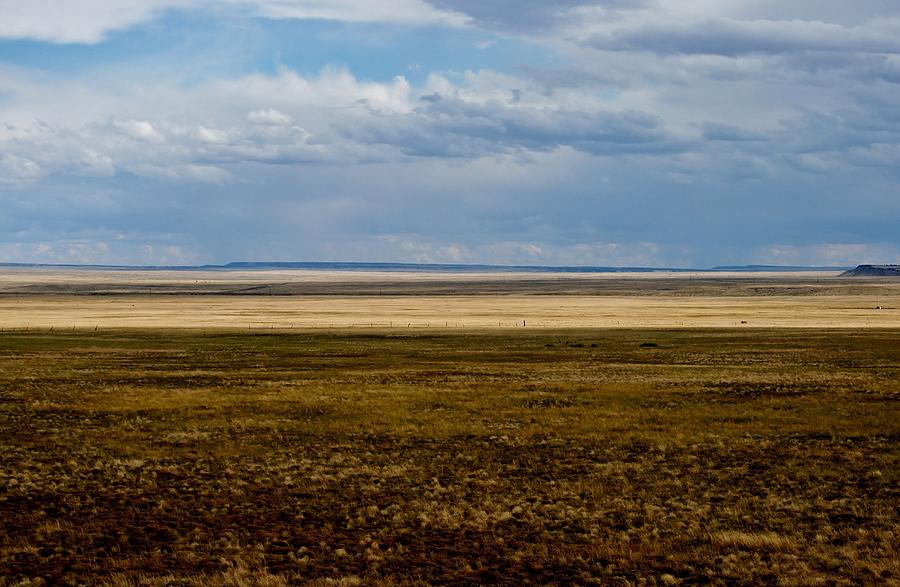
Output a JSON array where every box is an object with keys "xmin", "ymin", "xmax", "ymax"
[{"xmin": 0, "ymin": 261, "xmax": 856, "ymax": 273}]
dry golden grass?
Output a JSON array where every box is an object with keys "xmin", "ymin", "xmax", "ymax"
[
  {"xmin": 1, "ymin": 293, "xmax": 899, "ymax": 330},
  {"xmin": 709, "ymin": 531, "xmax": 796, "ymax": 551},
  {"xmin": 2, "ymin": 268, "xmax": 899, "ymax": 330},
  {"xmin": 1, "ymin": 329, "xmax": 898, "ymax": 585}
]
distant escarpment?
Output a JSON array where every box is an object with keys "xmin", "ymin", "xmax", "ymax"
[{"xmin": 841, "ymin": 264, "xmax": 900, "ymax": 277}]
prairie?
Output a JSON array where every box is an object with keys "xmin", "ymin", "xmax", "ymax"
[
  {"xmin": 2, "ymin": 293, "xmax": 900, "ymax": 330},
  {"xmin": 1, "ymin": 328, "xmax": 898, "ymax": 585},
  {"xmin": 2, "ymin": 269, "xmax": 898, "ymax": 331}
]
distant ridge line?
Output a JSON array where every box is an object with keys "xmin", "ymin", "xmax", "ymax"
[
  {"xmin": 0, "ymin": 261, "xmax": 850, "ymax": 273},
  {"xmin": 841, "ymin": 264, "xmax": 900, "ymax": 277},
  {"xmin": 711, "ymin": 264, "xmax": 850, "ymax": 271}
]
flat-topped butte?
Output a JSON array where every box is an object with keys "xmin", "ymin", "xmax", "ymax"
[{"xmin": 842, "ymin": 264, "xmax": 900, "ymax": 277}]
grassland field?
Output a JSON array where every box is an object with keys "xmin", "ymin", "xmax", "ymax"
[
  {"xmin": 0, "ymin": 270, "xmax": 898, "ymax": 585},
  {"xmin": 0, "ymin": 270, "xmax": 899, "ymax": 330}
]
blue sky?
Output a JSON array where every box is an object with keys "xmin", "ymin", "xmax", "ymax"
[{"xmin": 1, "ymin": 0, "xmax": 899, "ymax": 267}]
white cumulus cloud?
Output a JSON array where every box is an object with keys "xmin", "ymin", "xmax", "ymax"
[
  {"xmin": 248, "ymin": 109, "xmax": 294, "ymax": 126},
  {"xmin": 0, "ymin": 0, "xmax": 467, "ymax": 44}
]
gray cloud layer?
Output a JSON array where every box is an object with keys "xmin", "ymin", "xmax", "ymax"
[
  {"xmin": 1, "ymin": 1, "xmax": 899, "ymax": 266},
  {"xmin": 427, "ymin": 0, "xmax": 644, "ymax": 33}
]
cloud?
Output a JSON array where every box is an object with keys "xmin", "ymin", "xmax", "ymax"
[
  {"xmin": 370, "ymin": 235, "xmax": 666, "ymax": 266},
  {"xmin": 243, "ymin": 0, "xmax": 467, "ymax": 26},
  {"xmin": 247, "ymin": 109, "xmax": 294, "ymax": 126},
  {"xmin": 222, "ymin": 67, "xmax": 415, "ymax": 114},
  {"xmin": 426, "ymin": 0, "xmax": 645, "ymax": 33},
  {"xmin": 0, "ymin": 67, "xmax": 684, "ymax": 181},
  {"xmin": 0, "ymin": 0, "xmax": 180, "ymax": 44},
  {"xmin": 128, "ymin": 163, "xmax": 233, "ymax": 185},
  {"xmin": 115, "ymin": 120, "xmax": 166, "ymax": 143},
  {"xmin": 0, "ymin": 238, "xmax": 199, "ymax": 266},
  {"xmin": 2, "ymin": 2, "xmax": 899, "ymax": 266},
  {"xmin": 353, "ymin": 93, "xmax": 676, "ymax": 158},
  {"xmin": 586, "ymin": 17, "xmax": 900, "ymax": 57},
  {"xmin": 755, "ymin": 243, "xmax": 900, "ymax": 266},
  {"xmin": 701, "ymin": 123, "xmax": 766, "ymax": 142},
  {"xmin": 0, "ymin": 154, "xmax": 42, "ymax": 184},
  {"xmin": 0, "ymin": 0, "xmax": 466, "ymax": 44},
  {"xmin": 2, "ymin": 60, "xmax": 900, "ymax": 193}
]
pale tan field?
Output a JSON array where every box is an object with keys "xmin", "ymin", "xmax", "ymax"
[
  {"xmin": 0, "ymin": 268, "xmax": 864, "ymax": 297},
  {"xmin": 0, "ymin": 293, "xmax": 898, "ymax": 330},
  {"xmin": 1, "ymin": 268, "xmax": 899, "ymax": 329}
]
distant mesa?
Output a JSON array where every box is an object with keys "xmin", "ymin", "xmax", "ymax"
[
  {"xmin": 0, "ymin": 261, "xmax": 855, "ymax": 273},
  {"xmin": 841, "ymin": 264, "xmax": 900, "ymax": 277}
]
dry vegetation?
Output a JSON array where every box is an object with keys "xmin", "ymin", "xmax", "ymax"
[
  {"xmin": 1, "ymin": 293, "xmax": 899, "ymax": 330},
  {"xmin": 2, "ymin": 269, "xmax": 899, "ymax": 331},
  {"xmin": 1, "ymin": 328, "xmax": 898, "ymax": 585}
]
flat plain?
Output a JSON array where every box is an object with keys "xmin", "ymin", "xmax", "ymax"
[
  {"xmin": 0, "ymin": 269, "xmax": 898, "ymax": 585},
  {"xmin": 1, "ymin": 269, "xmax": 899, "ymax": 330}
]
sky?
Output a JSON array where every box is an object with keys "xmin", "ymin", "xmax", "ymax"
[{"xmin": 1, "ymin": 0, "xmax": 899, "ymax": 268}]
